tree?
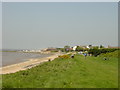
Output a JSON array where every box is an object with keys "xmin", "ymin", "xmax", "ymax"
[
  {"xmin": 76, "ymin": 46, "xmax": 84, "ymax": 51},
  {"xmin": 64, "ymin": 45, "xmax": 70, "ymax": 52},
  {"xmin": 100, "ymin": 45, "xmax": 104, "ymax": 49},
  {"xmin": 93, "ymin": 46, "xmax": 99, "ymax": 49},
  {"xmin": 64, "ymin": 45, "xmax": 70, "ymax": 49}
]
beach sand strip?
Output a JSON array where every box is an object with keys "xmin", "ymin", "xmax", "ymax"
[{"xmin": 0, "ymin": 53, "xmax": 62, "ymax": 74}]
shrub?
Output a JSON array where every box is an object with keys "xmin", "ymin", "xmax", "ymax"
[
  {"xmin": 88, "ymin": 48, "xmax": 118, "ymax": 57},
  {"xmin": 88, "ymin": 48, "xmax": 101, "ymax": 57},
  {"xmin": 58, "ymin": 55, "xmax": 70, "ymax": 59},
  {"xmin": 100, "ymin": 50, "xmax": 120, "ymax": 58}
]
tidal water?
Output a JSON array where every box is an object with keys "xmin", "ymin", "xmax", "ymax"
[{"xmin": 1, "ymin": 52, "xmax": 51, "ymax": 67}]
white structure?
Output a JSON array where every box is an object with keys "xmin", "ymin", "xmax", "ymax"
[
  {"xmin": 73, "ymin": 46, "xmax": 77, "ymax": 51},
  {"xmin": 86, "ymin": 46, "xmax": 90, "ymax": 49}
]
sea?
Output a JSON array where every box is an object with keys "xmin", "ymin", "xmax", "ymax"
[{"xmin": 0, "ymin": 52, "xmax": 52, "ymax": 67}]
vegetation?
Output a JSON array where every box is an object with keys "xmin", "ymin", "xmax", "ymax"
[
  {"xmin": 58, "ymin": 54, "xmax": 70, "ymax": 59},
  {"xmin": 88, "ymin": 48, "xmax": 118, "ymax": 57},
  {"xmin": 57, "ymin": 45, "xmax": 118, "ymax": 57},
  {"xmin": 100, "ymin": 45, "xmax": 104, "ymax": 49},
  {"xmin": 76, "ymin": 46, "xmax": 84, "ymax": 51},
  {"xmin": 100, "ymin": 50, "xmax": 120, "ymax": 58},
  {"xmin": 57, "ymin": 45, "xmax": 73, "ymax": 52},
  {"xmin": 2, "ymin": 53, "xmax": 118, "ymax": 88}
]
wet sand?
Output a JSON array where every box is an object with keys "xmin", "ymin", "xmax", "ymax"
[
  {"xmin": 0, "ymin": 53, "xmax": 63, "ymax": 74},
  {"xmin": 2, "ymin": 52, "xmax": 52, "ymax": 67}
]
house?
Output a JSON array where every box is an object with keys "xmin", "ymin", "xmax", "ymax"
[{"xmin": 73, "ymin": 46, "xmax": 78, "ymax": 51}]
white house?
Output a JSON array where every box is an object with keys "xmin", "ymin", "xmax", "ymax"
[
  {"xmin": 86, "ymin": 46, "xmax": 90, "ymax": 49},
  {"xmin": 73, "ymin": 46, "xmax": 77, "ymax": 51}
]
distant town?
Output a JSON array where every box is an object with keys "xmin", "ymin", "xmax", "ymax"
[
  {"xmin": 20, "ymin": 45, "xmax": 119, "ymax": 52},
  {"xmin": 2, "ymin": 45, "xmax": 119, "ymax": 54}
]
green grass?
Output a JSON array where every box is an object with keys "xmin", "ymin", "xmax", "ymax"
[
  {"xmin": 100, "ymin": 50, "xmax": 120, "ymax": 58},
  {"xmin": 2, "ymin": 54, "xmax": 118, "ymax": 88}
]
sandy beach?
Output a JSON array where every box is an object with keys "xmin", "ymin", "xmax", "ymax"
[{"xmin": 0, "ymin": 53, "xmax": 63, "ymax": 74}]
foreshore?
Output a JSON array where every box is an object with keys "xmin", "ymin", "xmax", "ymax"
[{"xmin": 0, "ymin": 52, "xmax": 64, "ymax": 74}]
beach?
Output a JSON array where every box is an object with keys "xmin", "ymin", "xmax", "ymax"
[
  {"xmin": 2, "ymin": 51, "xmax": 52, "ymax": 67},
  {"xmin": 0, "ymin": 52, "xmax": 63, "ymax": 74}
]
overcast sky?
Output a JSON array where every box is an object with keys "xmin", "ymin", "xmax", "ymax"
[{"xmin": 2, "ymin": 2, "xmax": 118, "ymax": 49}]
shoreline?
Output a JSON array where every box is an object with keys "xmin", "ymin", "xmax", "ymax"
[{"xmin": 0, "ymin": 52, "xmax": 63, "ymax": 74}]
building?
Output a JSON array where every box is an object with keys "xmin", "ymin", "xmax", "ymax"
[{"xmin": 73, "ymin": 46, "xmax": 78, "ymax": 51}]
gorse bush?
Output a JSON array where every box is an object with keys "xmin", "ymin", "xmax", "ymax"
[{"xmin": 58, "ymin": 54, "xmax": 70, "ymax": 59}]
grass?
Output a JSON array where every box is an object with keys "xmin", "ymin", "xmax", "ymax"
[
  {"xmin": 2, "ymin": 54, "xmax": 118, "ymax": 88},
  {"xmin": 100, "ymin": 50, "xmax": 120, "ymax": 58}
]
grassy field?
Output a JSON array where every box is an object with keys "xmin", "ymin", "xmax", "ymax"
[
  {"xmin": 2, "ymin": 54, "xmax": 118, "ymax": 88},
  {"xmin": 100, "ymin": 50, "xmax": 120, "ymax": 58}
]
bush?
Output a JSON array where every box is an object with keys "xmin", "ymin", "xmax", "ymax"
[
  {"xmin": 88, "ymin": 49, "xmax": 101, "ymax": 57},
  {"xmin": 58, "ymin": 55, "xmax": 70, "ymax": 59},
  {"xmin": 100, "ymin": 50, "xmax": 120, "ymax": 58},
  {"xmin": 76, "ymin": 46, "xmax": 84, "ymax": 51},
  {"xmin": 88, "ymin": 48, "xmax": 118, "ymax": 57}
]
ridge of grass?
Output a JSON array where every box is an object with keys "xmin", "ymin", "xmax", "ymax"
[
  {"xmin": 2, "ymin": 54, "xmax": 118, "ymax": 88},
  {"xmin": 100, "ymin": 50, "xmax": 120, "ymax": 58}
]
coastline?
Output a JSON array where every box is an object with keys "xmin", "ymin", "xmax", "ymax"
[{"xmin": 0, "ymin": 52, "xmax": 63, "ymax": 74}]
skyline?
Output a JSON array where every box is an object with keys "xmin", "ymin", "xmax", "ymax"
[{"xmin": 2, "ymin": 2, "xmax": 118, "ymax": 49}]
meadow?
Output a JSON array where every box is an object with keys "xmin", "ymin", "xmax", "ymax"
[{"xmin": 2, "ymin": 52, "xmax": 118, "ymax": 88}]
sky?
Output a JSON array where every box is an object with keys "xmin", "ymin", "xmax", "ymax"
[
  {"xmin": 2, "ymin": 2, "xmax": 118, "ymax": 50},
  {"xmin": 1, "ymin": 0, "xmax": 120, "ymax": 2}
]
